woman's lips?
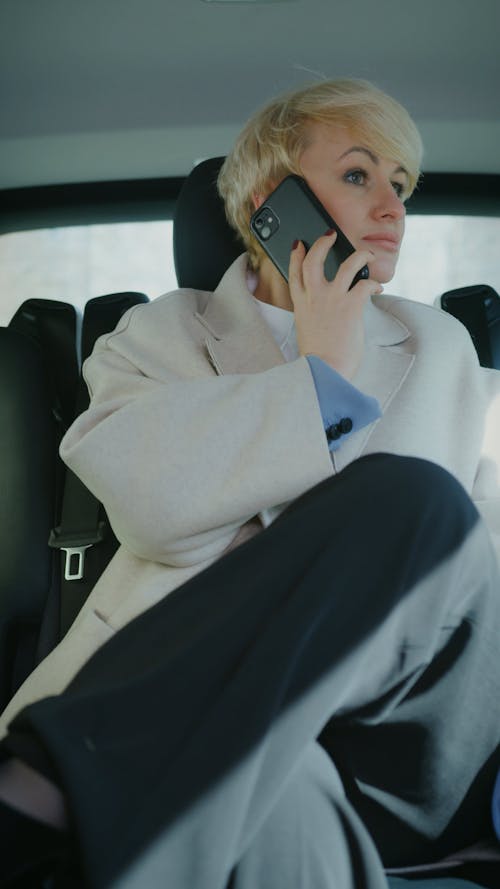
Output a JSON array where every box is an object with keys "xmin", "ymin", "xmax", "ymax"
[{"xmin": 363, "ymin": 234, "xmax": 400, "ymax": 252}]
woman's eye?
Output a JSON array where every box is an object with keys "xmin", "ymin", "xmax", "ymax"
[
  {"xmin": 392, "ymin": 181, "xmax": 405, "ymax": 198},
  {"xmin": 344, "ymin": 169, "xmax": 366, "ymax": 186}
]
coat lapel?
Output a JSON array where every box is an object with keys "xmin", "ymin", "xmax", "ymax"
[
  {"xmin": 195, "ymin": 254, "xmax": 284, "ymax": 374},
  {"xmin": 332, "ymin": 297, "xmax": 415, "ymax": 471},
  {"xmin": 195, "ymin": 255, "xmax": 415, "ymax": 471},
  {"xmin": 332, "ymin": 343, "xmax": 415, "ymax": 472}
]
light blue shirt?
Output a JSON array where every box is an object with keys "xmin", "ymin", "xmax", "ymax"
[{"xmin": 306, "ymin": 355, "xmax": 381, "ymax": 451}]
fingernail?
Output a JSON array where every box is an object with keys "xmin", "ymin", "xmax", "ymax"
[{"xmin": 292, "ymin": 239, "xmax": 299, "ymax": 250}]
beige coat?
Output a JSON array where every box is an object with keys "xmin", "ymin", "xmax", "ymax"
[{"xmin": 2, "ymin": 254, "xmax": 500, "ymax": 733}]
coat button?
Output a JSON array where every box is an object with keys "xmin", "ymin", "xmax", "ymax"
[
  {"xmin": 338, "ymin": 417, "xmax": 353, "ymax": 434},
  {"xmin": 326, "ymin": 417, "xmax": 353, "ymax": 441}
]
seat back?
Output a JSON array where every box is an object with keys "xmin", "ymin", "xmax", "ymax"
[
  {"xmin": 0, "ymin": 300, "xmax": 77, "ymax": 709},
  {"xmin": 0, "ymin": 292, "xmax": 149, "ymax": 709}
]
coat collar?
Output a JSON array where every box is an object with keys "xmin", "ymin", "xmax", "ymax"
[
  {"xmin": 195, "ymin": 254, "xmax": 284, "ymax": 374},
  {"xmin": 195, "ymin": 253, "xmax": 411, "ymax": 375}
]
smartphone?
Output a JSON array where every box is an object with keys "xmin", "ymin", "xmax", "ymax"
[{"xmin": 250, "ymin": 174, "xmax": 369, "ymax": 288}]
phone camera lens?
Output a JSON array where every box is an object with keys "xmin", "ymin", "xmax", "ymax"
[{"xmin": 252, "ymin": 206, "xmax": 277, "ymax": 240}]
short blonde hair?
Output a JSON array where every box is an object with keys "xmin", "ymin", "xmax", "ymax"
[{"xmin": 218, "ymin": 79, "xmax": 423, "ymax": 268}]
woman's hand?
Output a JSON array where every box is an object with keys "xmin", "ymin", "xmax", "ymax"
[{"xmin": 289, "ymin": 231, "xmax": 382, "ymax": 381}]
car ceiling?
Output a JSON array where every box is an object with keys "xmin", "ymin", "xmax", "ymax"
[{"xmin": 1, "ymin": 0, "xmax": 500, "ymax": 190}]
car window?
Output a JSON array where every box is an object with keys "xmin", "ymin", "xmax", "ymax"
[
  {"xmin": 0, "ymin": 220, "xmax": 177, "ymax": 325},
  {"xmin": 391, "ymin": 215, "xmax": 500, "ymax": 305},
  {"xmin": 1, "ymin": 214, "xmax": 499, "ymax": 326}
]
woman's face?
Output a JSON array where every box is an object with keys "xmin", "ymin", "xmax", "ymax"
[{"xmin": 298, "ymin": 123, "xmax": 408, "ymax": 284}]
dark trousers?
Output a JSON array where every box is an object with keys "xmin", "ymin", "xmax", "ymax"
[{"xmin": 7, "ymin": 455, "xmax": 500, "ymax": 888}]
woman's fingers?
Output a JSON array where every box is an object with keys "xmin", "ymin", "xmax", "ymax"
[
  {"xmin": 300, "ymin": 230, "xmax": 339, "ymax": 288},
  {"xmin": 299, "ymin": 231, "xmax": 376, "ymax": 294},
  {"xmin": 332, "ymin": 247, "xmax": 377, "ymax": 294},
  {"xmin": 288, "ymin": 231, "xmax": 382, "ymax": 379},
  {"xmin": 288, "ymin": 239, "xmax": 306, "ymax": 302}
]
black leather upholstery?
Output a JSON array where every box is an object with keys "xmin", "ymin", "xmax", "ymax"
[
  {"xmin": 0, "ymin": 292, "xmax": 150, "ymax": 707},
  {"xmin": 173, "ymin": 156, "xmax": 244, "ymax": 291},
  {"xmin": 9, "ymin": 298, "xmax": 78, "ymax": 428},
  {"xmin": 0, "ymin": 327, "xmax": 62, "ymax": 707},
  {"xmin": 81, "ymin": 291, "xmax": 149, "ymax": 364},
  {"xmin": 440, "ymin": 284, "xmax": 500, "ymax": 369}
]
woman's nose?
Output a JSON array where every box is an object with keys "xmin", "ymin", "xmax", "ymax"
[{"xmin": 372, "ymin": 184, "xmax": 405, "ymax": 220}]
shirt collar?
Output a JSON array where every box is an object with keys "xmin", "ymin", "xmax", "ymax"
[{"xmin": 244, "ymin": 267, "xmax": 296, "ymax": 357}]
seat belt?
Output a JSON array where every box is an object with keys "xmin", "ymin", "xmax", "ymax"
[
  {"xmin": 49, "ymin": 291, "xmax": 149, "ymax": 639},
  {"xmin": 49, "ymin": 374, "xmax": 105, "ymax": 582}
]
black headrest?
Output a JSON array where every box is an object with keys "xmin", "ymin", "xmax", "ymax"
[
  {"xmin": 173, "ymin": 157, "xmax": 245, "ymax": 292},
  {"xmin": 440, "ymin": 284, "xmax": 500, "ymax": 368},
  {"xmin": 82, "ymin": 291, "xmax": 149, "ymax": 364},
  {"xmin": 9, "ymin": 299, "xmax": 78, "ymax": 428}
]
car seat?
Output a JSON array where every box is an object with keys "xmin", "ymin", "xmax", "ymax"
[
  {"xmin": 0, "ymin": 292, "xmax": 149, "ymax": 712},
  {"xmin": 0, "ymin": 300, "xmax": 77, "ymax": 710}
]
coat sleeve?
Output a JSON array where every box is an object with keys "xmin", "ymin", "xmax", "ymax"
[
  {"xmin": 470, "ymin": 366, "xmax": 500, "ymax": 567},
  {"xmin": 60, "ymin": 303, "xmax": 334, "ymax": 568}
]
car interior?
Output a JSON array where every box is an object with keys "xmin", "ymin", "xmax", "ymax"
[{"xmin": 1, "ymin": 1, "xmax": 499, "ymax": 886}]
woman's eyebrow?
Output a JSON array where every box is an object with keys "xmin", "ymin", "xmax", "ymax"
[
  {"xmin": 337, "ymin": 146, "xmax": 408, "ymax": 179},
  {"xmin": 338, "ymin": 146, "xmax": 379, "ymax": 164}
]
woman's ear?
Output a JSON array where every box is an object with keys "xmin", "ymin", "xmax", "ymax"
[
  {"xmin": 252, "ymin": 192, "xmax": 265, "ymax": 211},
  {"xmin": 253, "ymin": 180, "xmax": 279, "ymax": 209}
]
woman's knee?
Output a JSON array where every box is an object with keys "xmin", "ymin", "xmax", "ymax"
[
  {"xmin": 344, "ymin": 453, "xmax": 471, "ymax": 508},
  {"xmin": 367, "ymin": 454, "xmax": 478, "ymax": 535},
  {"xmin": 278, "ymin": 455, "xmax": 482, "ymax": 592},
  {"xmin": 286, "ymin": 454, "xmax": 477, "ymax": 537}
]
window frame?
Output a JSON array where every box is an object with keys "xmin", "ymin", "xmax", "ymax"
[
  {"xmin": 0, "ymin": 177, "xmax": 183, "ymax": 235},
  {"xmin": 1, "ymin": 173, "xmax": 500, "ymax": 237}
]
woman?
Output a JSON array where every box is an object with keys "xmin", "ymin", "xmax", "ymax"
[{"xmin": 0, "ymin": 79, "xmax": 499, "ymax": 888}]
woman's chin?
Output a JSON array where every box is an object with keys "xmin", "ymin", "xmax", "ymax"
[{"xmin": 369, "ymin": 259, "xmax": 397, "ymax": 286}]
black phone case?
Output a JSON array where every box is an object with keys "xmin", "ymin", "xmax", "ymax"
[{"xmin": 250, "ymin": 175, "xmax": 369, "ymax": 287}]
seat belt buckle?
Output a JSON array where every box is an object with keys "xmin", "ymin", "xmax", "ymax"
[
  {"xmin": 60, "ymin": 544, "xmax": 93, "ymax": 581},
  {"xmin": 49, "ymin": 523, "xmax": 105, "ymax": 581}
]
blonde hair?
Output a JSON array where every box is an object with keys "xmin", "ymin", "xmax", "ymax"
[{"xmin": 218, "ymin": 79, "xmax": 423, "ymax": 268}]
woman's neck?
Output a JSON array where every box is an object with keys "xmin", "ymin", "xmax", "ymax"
[{"xmin": 253, "ymin": 257, "xmax": 293, "ymax": 311}]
